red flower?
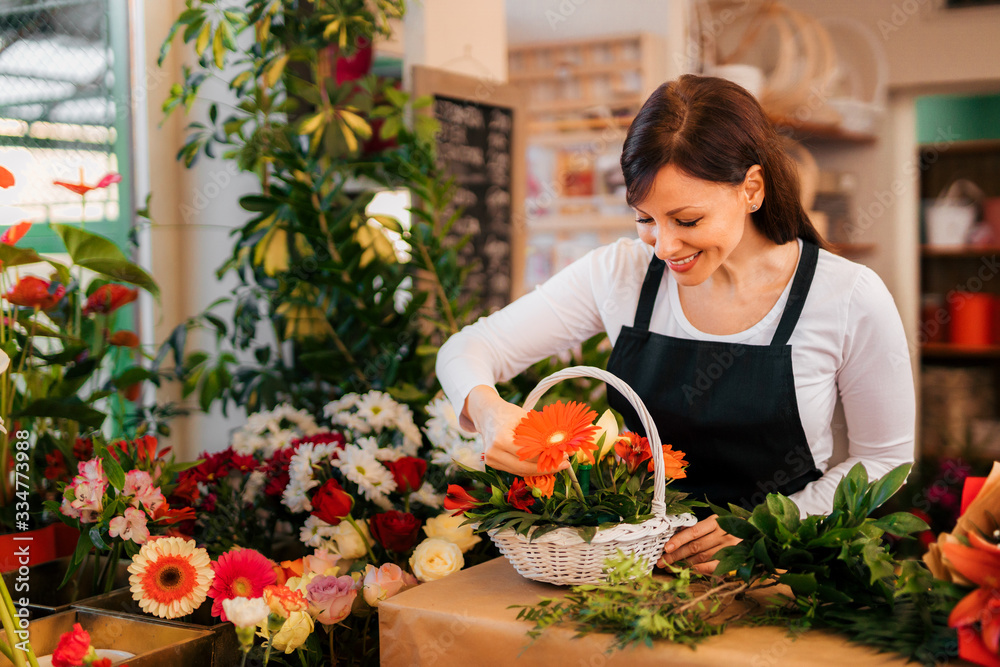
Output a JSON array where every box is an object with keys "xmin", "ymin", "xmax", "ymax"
[
  {"xmin": 263, "ymin": 446, "xmax": 299, "ymax": 497},
  {"xmin": 73, "ymin": 438, "xmax": 94, "ymax": 461},
  {"xmin": 310, "ymin": 479, "xmax": 354, "ymax": 526},
  {"xmin": 109, "ymin": 330, "xmax": 140, "ymax": 347},
  {"xmin": 385, "ymin": 456, "xmax": 427, "ymax": 494},
  {"xmin": 51, "ymin": 622, "xmax": 90, "ymax": 667},
  {"xmin": 615, "ymin": 432, "xmax": 652, "ymax": 474},
  {"xmin": 0, "ymin": 166, "xmax": 14, "ymax": 189},
  {"xmin": 91, "ymin": 659, "xmax": 113, "ymax": 667},
  {"xmin": 369, "ymin": 510, "xmax": 422, "ymax": 552},
  {"xmin": 54, "ymin": 171, "xmax": 121, "ymax": 196},
  {"xmin": 151, "ymin": 503, "xmax": 197, "ymax": 525},
  {"xmin": 83, "ymin": 284, "xmax": 138, "ymax": 316},
  {"xmin": 1, "ymin": 221, "xmax": 31, "ymax": 245},
  {"xmin": 444, "ymin": 484, "xmax": 480, "ymax": 516},
  {"xmin": 4, "ymin": 276, "xmax": 65, "ymax": 310},
  {"xmin": 290, "ymin": 431, "xmax": 345, "ymax": 449},
  {"xmin": 208, "ymin": 548, "xmax": 278, "ymax": 621},
  {"xmin": 506, "ymin": 478, "xmax": 535, "ymax": 512},
  {"xmin": 44, "ymin": 450, "xmax": 69, "ymax": 482},
  {"xmin": 122, "ymin": 382, "xmax": 142, "ymax": 402}
]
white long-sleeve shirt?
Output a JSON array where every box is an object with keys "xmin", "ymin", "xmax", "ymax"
[{"xmin": 436, "ymin": 237, "xmax": 916, "ymax": 516}]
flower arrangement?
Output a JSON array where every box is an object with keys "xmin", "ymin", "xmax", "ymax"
[
  {"xmin": 44, "ymin": 435, "xmax": 199, "ymax": 593},
  {"xmin": 0, "ymin": 163, "xmax": 162, "ymax": 532},
  {"xmin": 449, "ymin": 401, "xmax": 696, "ymax": 542}
]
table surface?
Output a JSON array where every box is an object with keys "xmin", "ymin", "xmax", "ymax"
[{"xmin": 379, "ymin": 557, "xmax": 948, "ymax": 667}]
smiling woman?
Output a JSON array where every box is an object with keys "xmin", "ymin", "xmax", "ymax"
[{"xmin": 436, "ymin": 74, "xmax": 915, "ymax": 575}]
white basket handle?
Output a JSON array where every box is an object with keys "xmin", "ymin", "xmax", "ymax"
[{"xmin": 522, "ymin": 365, "xmax": 668, "ymax": 519}]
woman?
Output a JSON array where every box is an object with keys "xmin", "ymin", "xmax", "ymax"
[{"xmin": 435, "ymin": 75, "xmax": 915, "ymax": 574}]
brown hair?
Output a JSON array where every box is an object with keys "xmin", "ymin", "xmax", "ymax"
[{"xmin": 621, "ymin": 75, "xmax": 824, "ymax": 247}]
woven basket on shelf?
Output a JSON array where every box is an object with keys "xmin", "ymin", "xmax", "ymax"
[{"xmin": 489, "ymin": 366, "xmax": 696, "ymax": 586}]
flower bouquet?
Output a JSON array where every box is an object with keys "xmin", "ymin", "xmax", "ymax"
[{"xmin": 449, "ymin": 366, "xmax": 698, "ymax": 585}]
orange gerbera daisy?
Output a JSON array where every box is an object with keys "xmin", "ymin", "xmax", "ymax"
[
  {"xmin": 128, "ymin": 537, "xmax": 214, "ymax": 619},
  {"xmin": 513, "ymin": 401, "xmax": 600, "ymax": 473},
  {"xmin": 525, "ymin": 474, "xmax": 556, "ymax": 498}
]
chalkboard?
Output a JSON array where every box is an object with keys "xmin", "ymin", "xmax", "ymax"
[{"xmin": 412, "ymin": 67, "xmax": 525, "ymax": 317}]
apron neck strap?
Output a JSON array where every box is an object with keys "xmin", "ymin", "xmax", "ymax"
[
  {"xmin": 770, "ymin": 241, "xmax": 819, "ymax": 348},
  {"xmin": 633, "ymin": 255, "xmax": 665, "ymax": 331},
  {"xmin": 631, "ymin": 241, "xmax": 820, "ymax": 342}
]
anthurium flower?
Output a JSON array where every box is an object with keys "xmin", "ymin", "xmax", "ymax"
[
  {"xmin": 513, "ymin": 401, "xmax": 600, "ymax": 473},
  {"xmin": 83, "ymin": 283, "xmax": 138, "ymax": 315},
  {"xmin": 1, "ymin": 220, "xmax": 31, "ymax": 245},
  {"xmin": 54, "ymin": 171, "xmax": 121, "ymax": 196},
  {"xmin": 0, "ymin": 166, "xmax": 14, "ymax": 189},
  {"xmin": 4, "ymin": 275, "xmax": 65, "ymax": 310}
]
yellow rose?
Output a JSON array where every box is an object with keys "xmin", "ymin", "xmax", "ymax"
[
  {"xmin": 422, "ymin": 513, "xmax": 481, "ymax": 553},
  {"xmin": 409, "ymin": 538, "xmax": 464, "ymax": 582},
  {"xmin": 331, "ymin": 520, "xmax": 372, "ymax": 560},
  {"xmin": 263, "ymin": 610, "xmax": 314, "ymax": 653}
]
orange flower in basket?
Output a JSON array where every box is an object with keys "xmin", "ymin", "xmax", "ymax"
[
  {"xmin": 513, "ymin": 401, "xmax": 600, "ymax": 473},
  {"xmin": 525, "ymin": 474, "xmax": 556, "ymax": 498},
  {"xmin": 647, "ymin": 444, "xmax": 688, "ymax": 480}
]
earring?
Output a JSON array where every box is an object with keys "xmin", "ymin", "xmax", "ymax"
[{"xmin": 750, "ymin": 203, "xmax": 759, "ymax": 211}]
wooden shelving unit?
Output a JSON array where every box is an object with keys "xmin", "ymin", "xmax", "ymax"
[
  {"xmin": 922, "ymin": 343, "xmax": 1000, "ymax": 360},
  {"xmin": 769, "ymin": 115, "xmax": 877, "ymax": 144}
]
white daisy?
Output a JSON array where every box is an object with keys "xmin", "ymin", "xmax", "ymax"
[
  {"xmin": 354, "ymin": 391, "xmax": 403, "ymax": 432},
  {"xmin": 335, "ymin": 444, "xmax": 397, "ymax": 501},
  {"xmin": 323, "ymin": 394, "xmax": 361, "ymax": 421},
  {"xmin": 300, "ymin": 514, "xmax": 337, "ymax": 549},
  {"xmin": 356, "ymin": 436, "xmax": 404, "ymax": 462},
  {"xmin": 431, "ymin": 441, "xmax": 485, "ymax": 475},
  {"xmin": 409, "ymin": 481, "xmax": 445, "ymax": 509},
  {"xmin": 242, "ymin": 470, "xmax": 267, "ymax": 504},
  {"xmin": 282, "ymin": 442, "xmax": 341, "ymax": 513}
]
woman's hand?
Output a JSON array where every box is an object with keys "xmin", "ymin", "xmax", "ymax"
[
  {"xmin": 464, "ymin": 385, "xmax": 569, "ymax": 477},
  {"xmin": 657, "ymin": 515, "xmax": 741, "ymax": 575}
]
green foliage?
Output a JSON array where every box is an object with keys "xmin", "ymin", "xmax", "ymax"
[
  {"xmin": 513, "ymin": 553, "xmax": 730, "ymax": 650},
  {"xmin": 159, "ymin": 0, "xmax": 477, "ymax": 416}
]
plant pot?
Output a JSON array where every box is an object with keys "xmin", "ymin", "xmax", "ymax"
[
  {"xmin": 75, "ymin": 588, "xmax": 240, "ymax": 667},
  {"xmin": 0, "ymin": 608, "xmax": 214, "ymax": 667},
  {"xmin": 0, "ymin": 525, "xmax": 55, "ymax": 573},
  {"xmin": 1, "ymin": 555, "xmax": 130, "ymax": 621}
]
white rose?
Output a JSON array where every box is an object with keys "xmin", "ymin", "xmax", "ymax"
[
  {"xmin": 331, "ymin": 520, "xmax": 372, "ymax": 560},
  {"xmin": 422, "ymin": 513, "xmax": 481, "ymax": 553},
  {"xmin": 222, "ymin": 596, "xmax": 269, "ymax": 629},
  {"xmin": 409, "ymin": 538, "xmax": 464, "ymax": 582}
]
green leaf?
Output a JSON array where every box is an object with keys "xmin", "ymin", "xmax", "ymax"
[
  {"xmin": 15, "ymin": 398, "xmax": 105, "ymax": 429},
  {"xmin": 713, "ymin": 543, "xmax": 750, "ymax": 575},
  {"xmin": 748, "ymin": 503, "xmax": 779, "ymax": 538},
  {"xmin": 100, "ymin": 446, "xmax": 127, "ymax": 491},
  {"xmin": 89, "ymin": 526, "xmax": 109, "ymax": 551},
  {"xmin": 60, "ymin": 530, "xmax": 94, "ymax": 589},
  {"xmin": 865, "ymin": 464, "xmax": 912, "ymax": 512},
  {"xmin": 264, "ymin": 53, "xmax": 289, "ymax": 87},
  {"xmin": 872, "ymin": 512, "xmax": 929, "ymax": 537},
  {"xmin": 52, "ymin": 224, "xmax": 159, "ymax": 297},
  {"xmin": 861, "ymin": 542, "xmax": 895, "ymax": 584},
  {"xmin": 752, "ymin": 537, "xmax": 775, "ymax": 570},
  {"xmin": 212, "ymin": 24, "xmax": 226, "ymax": 68},
  {"xmin": 765, "ymin": 494, "xmax": 801, "ymax": 533},
  {"xmin": 715, "ymin": 515, "xmax": 760, "ymax": 540},
  {"xmin": 778, "ymin": 572, "xmax": 817, "ymax": 596}
]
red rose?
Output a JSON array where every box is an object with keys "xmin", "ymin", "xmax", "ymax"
[
  {"xmin": 506, "ymin": 478, "xmax": 535, "ymax": 512},
  {"xmin": 444, "ymin": 484, "xmax": 479, "ymax": 516},
  {"xmin": 51, "ymin": 622, "xmax": 91, "ymax": 667},
  {"xmin": 4, "ymin": 276, "xmax": 65, "ymax": 310},
  {"xmin": 369, "ymin": 510, "xmax": 422, "ymax": 552},
  {"xmin": 83, "ymin": 283, "xmax": 138, "ymax": 315},
  {"xmin": 385, "ymin": 456, "xmax": 427, "ymax": 494},
  {"xmin": 310, "ymin": 479, "xmax": 354, "ymax": 526}
]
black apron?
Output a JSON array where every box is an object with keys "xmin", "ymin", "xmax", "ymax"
[{"xmin": 606, "ymin": 241, "xmax": 823, "ymax": 514}]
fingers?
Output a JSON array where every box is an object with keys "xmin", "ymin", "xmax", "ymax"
[
  {"xmin": 691, "ymin": 560, "xmax": 720, "ymax": 575},
  {"xmin": 661, "ymin": 516, "xmax": 719, "ymax": 561},
  {"xmin": 660, "ymin": 515, "xmax": 742, "ymax": 570}
]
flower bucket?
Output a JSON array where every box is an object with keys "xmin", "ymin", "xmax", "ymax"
[
  {"xmin": 0, "ymin": 556, "xmax": 130, "ymax": 621},
  {"xmin": 0, "ymin": 608, "xmax": 214, "ymax": 667},
  {"xmin": 489, "ymin": 366, "xmax": 696, "ymax": 586},
  {"xmin": 74, "ymin": 588, "xmax": 240, "ymax": 667},
  {"xmin": 0, "ymin": 525, "xmax": 55, "ymax": 573}
]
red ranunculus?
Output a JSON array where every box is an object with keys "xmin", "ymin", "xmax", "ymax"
[
  {"xmin": 385, "ymin": 456, "xmax": 427, "ymax": 494},
  {"xmin": 4, "ymin": 276, "xmax": 65, "ymax": 310},
  {"xmin": 83, "ymin": 283, "xmax": 138, "ymax": 315},
  {"xmin": 51, "ymin": 622, "xmax": 91, "ymax": 667},
  {"xmin": 506, "ymin": 478, "xmax": 535, "ymax": 512},
  {"xmin": 444, "ymin": 484, "xmax": 480, "ymax": 516},
  {"xmin": 369, "ymin": 510, "xmax": 422, "ymax": 552},
  {"xmin": 310, "ymin": 479, "xmax": 354, "ymax": 526}
]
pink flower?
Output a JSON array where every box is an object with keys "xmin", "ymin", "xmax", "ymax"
[
  {"xmin": 305, "ymin": 574, "xmax": 357, "ymax": 625},
  {"xmin": 123, "ymin": 470, "xmax": 165, "ymax": 511},
  {"xmin": 78, "ymin": 458, "xmax": 106, "ymax": 484},
  {"xmin": 68, "ymin": 478, "xmax": 106, "ymax": 524},
  {"xmin": 109, "ymin": 507, "xmax": 150, "ymax": 544},
  {"xmin": 361, "ymin": 563, "xmax": 408, "ymax": 607},
  {"xmin": 302, "ymin": 549, "xmax": 341, "ymax": 577}
]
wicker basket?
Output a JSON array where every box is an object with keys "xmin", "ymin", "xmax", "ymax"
[{"xmin": 489, "ymin": 366, "xmax": 696, "ymax": 586}]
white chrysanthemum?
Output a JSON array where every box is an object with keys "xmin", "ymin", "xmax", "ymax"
[
  {"xmin": 424, "ymin": 396, "xmax": 482, "ymax": 474},
  {"xmin": 323, "ymin": 394, "xmax": 361, "ymax": 420},
  {"xmin": 335, "ymin": 444, "xmax": 397, "ymax": 501},
  {"xmin": 409, "ymin": 481, "xmax": 445, "ymax": 509},
  {"xmin": 431, "ymin": 441, "xmax": 485, "ymax": 475},
  {"xmin": 282, "ymin": 442, "xmax": 342, "ymax": 513},
  {"xmin": 232, "ymin": 403, "xmax": 321, "ymax": 456},
  {"xmin": 231, "ymin": 431, "xmax": 268, "ymax": 456},
  {"xmin": 243, "ymin": 470, "xmax": 267, "ymax": 504},
  {"xmin": 300, "ymin": 514, "xmax": 338, "ymax": 548},
  {"xmin": 355, "ymin": 436, "xmax": 404, "ymax": 462},
  {"xmin": 354, "ymin": 391, "xmax": 403, "ymax": 432}
]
